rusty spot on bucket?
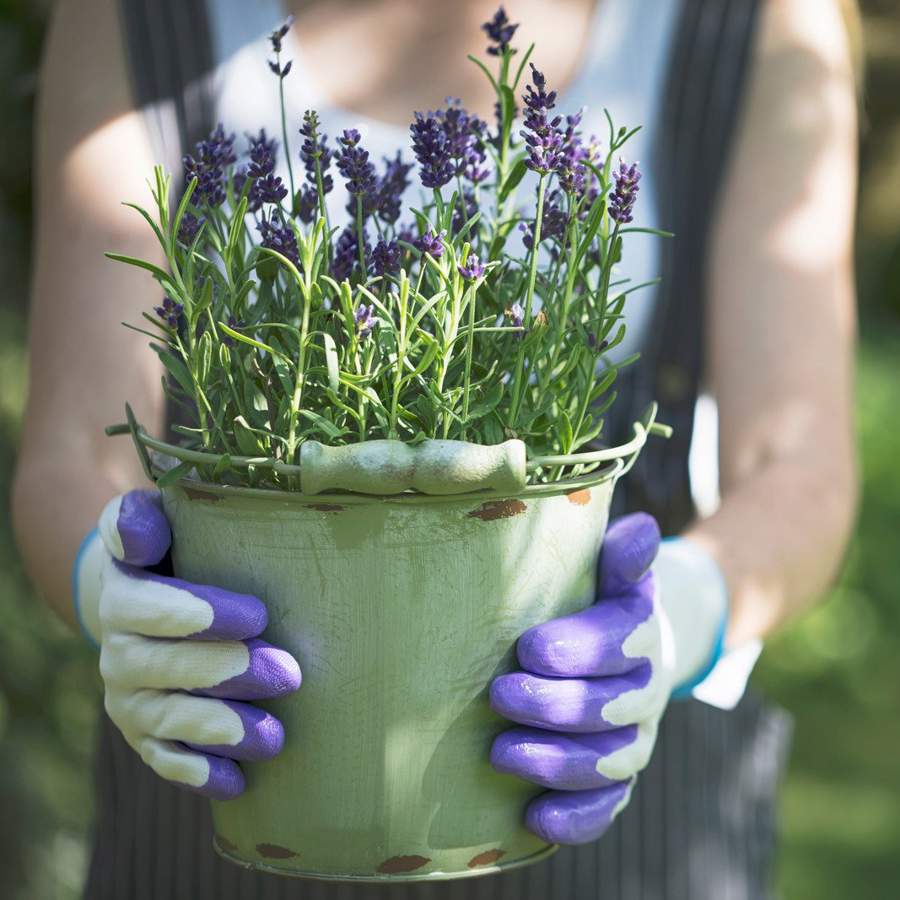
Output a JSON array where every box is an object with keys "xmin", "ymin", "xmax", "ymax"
[
  {"xmin": 256, "ymin": 843, "xmax": 299, "ymax": 859},
  {"xmin": 377, "ymin": 855, "xmax": 431, "ymax": 874},
  {"xmin": 215, "ymin": 835, "xmax": 238, "ymax": 853},
  {"xmin": 183, "ymin": 487, "xmax": 222, "ymax": 503},
  {"xmin": 468, "ymin": 499, "xmax": 527, "ymax": 521},
  {"xmin": 307, "ymin": 503, "xmax": 345, "ymax": 513},
  {"xmin": 566, "ymin": 488, "xmax": 591, "ymax": 506},
  {"xmin": 467, "ymin": 848, "xmax": 506, "ymax": 868}
]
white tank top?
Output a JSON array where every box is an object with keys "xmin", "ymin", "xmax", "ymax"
[{"xmin": 204, "ymin": 0, "xmax": 682, "ymax": 361}]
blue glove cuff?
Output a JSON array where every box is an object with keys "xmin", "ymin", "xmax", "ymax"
[
  {"xmin": 671, "ymin": 611, "xmax": 727, "ymax": 700},
  {"xmin": 662, "ymin": 535, "xmax": 730, "ymax": 700},
  {"xmin": 72, "ymin": 528, "xmax": 101, "ymax": 650}
]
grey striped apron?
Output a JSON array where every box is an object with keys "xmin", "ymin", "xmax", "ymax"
[{"xmin": 85, "ymin": 2, "xmax": 794, "ymax": 897}]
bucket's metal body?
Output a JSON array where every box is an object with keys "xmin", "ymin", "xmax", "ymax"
[{"xmin": 160, "ymin": 477, "xmax": 617, "ymax": 881}]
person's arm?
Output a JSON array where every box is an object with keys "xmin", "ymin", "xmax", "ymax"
[
  {"xmin": 12, "ymin": 0, "xmax": 166, "ymax": 628},
  {"xmin": 687, "ymin": 0, "xmax": 859, "ymax": 647}
]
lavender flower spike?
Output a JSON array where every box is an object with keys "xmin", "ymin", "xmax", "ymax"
[
  {"xmin": 482, "ymin": 6, "xmax": 519, "ymax": 56},
  {"xmin": 183, "ymin": 123, "xmax": 236, "ymax": 208},
  {"xmin": 257, "ymin": 212, "xmax": 300, "ymax": 267},
  {"xmin": 154, "ymin": 296, "xmax": 184, "ymax": 328},
  {"xmin": 177, "ymin": 211, "xmax": 204, "ymax": 246},
  {"xmin": 247, "ymin": 129, "xmax": 287, "ymax": 210},
  {"xmin": 299, "ymin": 110, "xmax": 334, "ymax": 194},
  {"xmin": 269, "ymin": 16, "xmax": 294, "ymax": 53},
  {"xmin": 459, "ymin": 254, "xmax": 486, "ymax": 281},
  {"xmin": 609, "ymin": 160, "xmax": 642, "ymax": 224},
  {"xmin": 521, "ymin": 65, "xmax": 563, "ymax": 176},
  {"xmin": 269, "ymin": 16, "xmax": 295, "ymax": 75},
  {"xmin": 506, "ymin": 302, "xmax": 525, "ymax": 330},
  {"xmin": 337, "ymin": 129, "xmax": 378, "ymax": 208},
  {"xmin": 415, "ymin": 230, "xmax": 445, "ymax": 259},
  {"xmin": 410, "ymin": 113, "xmax": 454, "ymax": 190},
  {"xmin": 354, "ymin": 303, "xmax": 377, "ymax": 339},
  {"xmin": 372, "ymin": 239, "xmax": 401, "ymax": 276}
]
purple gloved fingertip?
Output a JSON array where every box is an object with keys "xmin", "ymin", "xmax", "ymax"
[
  {"xmin": 117, "ymin": 489, "xmax": 172, "ymax": 567},
  {"xmin": 491, "ymin": 726, "xmax": 637, "ymax": 791},
  {"xmin": 186, "ymin": 703, "xmax": 285, "ymax": 762},
  {"xmin": 598, "ymin": 513, "xmax": 660, "ymax": 595},
  {"xmin": 525, "ymin": 781, "xmax": 632, "ymax": 844},
  {"xmin": 203, "ymin": 640, "xmax": 302, "ymax": 701},
  {"xmin": 182, "ymin": 754, "xmax": 245, "ymax": 801},
  {"xmin": 516, "ymin": 578, "xmax": 654, "ymax": 677}
]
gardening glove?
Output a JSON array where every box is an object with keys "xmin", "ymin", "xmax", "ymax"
[
  {"xmin": 490, "ymin": 512, "xmax": 728, "ymax": 845},
  {"xmin": 72, "ymin": 489, "xmax": 301, "ymax": 800}
]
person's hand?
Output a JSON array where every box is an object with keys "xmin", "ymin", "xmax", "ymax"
[
  {"xmin": 490, "ymin": 512, "xmax": 728, "ymax": 844},
  {"xmin": 73, "ymin": 489, "xmax": 301, "ymax": 800}
]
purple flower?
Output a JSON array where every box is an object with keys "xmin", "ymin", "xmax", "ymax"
[
  {"xmin": 269, "ymin": 16, "xmax": 294, "ymax": 53},
  {"xmin": 372, "ymin": 239, "xmax": 401, "ymax": 276},
  {"xmin": 482, "ymin": 6, "xmax": 519, "ymax": 56},
  {"xmin": 331, "ymin": 225, "xmax": 370, "ymax": 282},
  {"xmin": 519, "ymin": 192, "xmax": 568, "ymax": 249},
  {"xmin": 177, "ymin": 211, "xmax": 204, "ymax": 245},
  {"xmin": 506, "ymin": 302, "xmax": 525, "ymax": 334},
  {"xmin": 154, "ymin": 296, "xmax": 184, "ymax": 328},
  {"xmin": 521, "ymin": 65, "xmax": 563, "ymax": 176},
  {"xmin": 459, "ymin": 253, "xmax": 485, "ymax": 280},
  {"xmin": 299, "ymin": 110, "xmax": 334, "ymax": 194},
  {"xmin": 296, "ymin": 184, "xmax": 319, "ymax": 224},
  {"xmin": 375, "ymin": 152, "xmax": 414, "ymax": 224},
  {"xmin": 337, "ymin": 129, "xmax": 378, "ymax": 211},
  {"xmin": 183, "ymin": 123, "xmax": 237, "ymax": 207},
  {"xmin": 608, "ymin": 160, "xmax": 641, "ymax": 224},
  {"xmin": 556, "ymin": 110, "xmax": 588, "ymax": 195},
  {"xmin": 247, "ymin": 129, "xmax": 287, "ymax": 210},
  {"xmin": 415, "ymin": 229, "xmax": 445, "ymax": 258},
  {"xmin": 257, "ymin": 211, "xmax": 299, "ymax": 266},
  {"xmin": 354, "ymin": 303, "xmax": 376, "ymax": 339},
  {"xmin": 232, "ymin": 165, "xmax": 248, "ymax": 197},
  {"xmin": 437, "ymin": 100, "xmax": 489, "ymax": 184},
  {"xmin": 410, "ymin": 113, "xmax": 454, "ymax": 189},
  {"xmin": 268, "ymin": 58, "xmax": 293, "ymax": 78}
]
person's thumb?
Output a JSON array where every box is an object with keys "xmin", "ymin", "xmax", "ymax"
[{"xmin": 99, "ymin": 489, "xmax": 172, "ymax": 567}]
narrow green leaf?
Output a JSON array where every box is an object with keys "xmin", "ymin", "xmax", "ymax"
[
  {"xmin": 156, "ymin": 460, "xmax": 195, "ymax": 488},
  {"xmin": 105, "ymin": 252, "xmax": 171, "ymax": 282},
  {"xmin": 498, "ymin": 159, "xmax": 527, "ymax": 205},
  {"xmin": 323, "ymin": 332, "xmax": 340, "ymax": 393},
  {"xmin": 155, "ymin": 348, "xmax": 194, "ymax": 397}
]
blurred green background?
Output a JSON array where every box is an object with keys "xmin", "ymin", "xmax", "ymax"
[{"xmin": 1, "ymin": 2, "xmax": 898, "ymax": 898}]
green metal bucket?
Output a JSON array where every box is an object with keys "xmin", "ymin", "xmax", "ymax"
[
  {"xmin": 113, "ymin": 405, "xmax": 666, "ymax": 882},
  {"xmin": 161, "ymin": 479, "xmax": 614, "ymax": 881}
]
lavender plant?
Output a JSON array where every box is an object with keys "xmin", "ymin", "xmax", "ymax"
[{"xmin": 108, "ymin": 8, "xmax": 668, "ymax": 489}]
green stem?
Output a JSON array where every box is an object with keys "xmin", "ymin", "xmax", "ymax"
[
  {"xmin": 461, "ymin": 283, "xmax": 478, "ymax": 437},
  {"xmin": 389, "ymin": 276, "xmax": 409, "ymax": 438},
  {"xmin": 286, "ymin": 274, "xmax": 312, "ymax": 465},
  {"xmin": 313, "ymin": 157, "xmax": 332, "ymax": 260},
  {"xmin": 508, "ymin": 174, "xmax": 547, "ymax": 428},
  {"xmin": 355, "ymin": 196, "xmax": 366, "ymax": 276},
  {"xmin": 278, "ymin": 63, "xmax": 296, "ymax": 203},
  {"xmin": 544, "ymin": 200, "xmax": 579, "ymax": 386}
]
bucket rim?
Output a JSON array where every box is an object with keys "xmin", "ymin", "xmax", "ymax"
[{"xmin": 112, "ymin": 403, "xmax": 668, "ymax": 502}]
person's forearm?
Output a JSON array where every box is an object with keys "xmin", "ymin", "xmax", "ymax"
[
  {"xmin": 683, "ymin": 449, "xmax": 858, "ymax": 648},
  {"xmin": 12, "ymin": 455, "xmax": 147, "ymax": 629}
]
